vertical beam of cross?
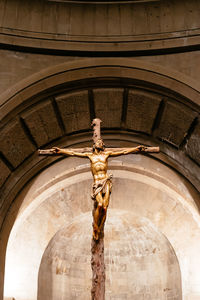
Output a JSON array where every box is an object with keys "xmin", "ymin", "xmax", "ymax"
[
  {"xmin": 91, "ymin": 118, "xmax": 106, "ymax": 300},
  {"xmin": 91, "ymin": 118, "xmax": 102, "ymax": 143}
]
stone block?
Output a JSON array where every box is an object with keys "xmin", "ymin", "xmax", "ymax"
[
  {"xmin": 22, "ymin": 100, "xmax": 62, "ymax": 147},
  {"xmin": 185, "ymin": 121, "xmax": 200, "ymax": 165},
  {"xmin": 93, "ymin": 88, "xmax": 123, "ymax": 128},
  {"xmin": 55, "ymin": 90, "xmax": 90, "ymax": 133},
  {"xmin": 126, "ymin": 90, "xmax": 161, "ymax": 134},
  {"xmin": 0, "ymin": 120, "xmax": 35, "ymax": 168},
  {"xmin": 0, "ymin": 159, "xmax": 11, "ymax": 188},
  {"xmin": 157, "ymin": 101, "xmax": 197, "ymax": 147}
]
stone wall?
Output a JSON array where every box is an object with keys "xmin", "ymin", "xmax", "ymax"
[
  {"xmin": 5, "ymin": 154, "xmax": 199, "ymax": 300},
  {"xmin": 0, "ymin": 1, "xmax": 200, "ymax": 299},
  {"xmin": 38, "ymin": 213, "xmax": 182, "ymax": 300},
  {"xmin": 0, "ymin": 0, "xmax": 200, "ymax": 52},
  {"xmin": 1, "ymin": 50, "xmax": 200, "ymax": 97}
]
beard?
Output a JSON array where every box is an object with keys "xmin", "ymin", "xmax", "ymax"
[{"xmin": 96, "ymin": 146, "xmax": 104, "ymax": 151}]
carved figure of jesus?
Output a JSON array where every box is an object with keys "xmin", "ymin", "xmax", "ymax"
[{"xmin": 39, "ymin": 118, "xmax": 159, "ymax": 241}]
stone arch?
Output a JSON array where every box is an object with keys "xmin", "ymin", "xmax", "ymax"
[
  {"xmin": 1, "ymin": 58, "xmax": 200, "ymax": 117},
  {"xmin": 0, "ymin": 58, "xmax": 200, "ymax": 299}
]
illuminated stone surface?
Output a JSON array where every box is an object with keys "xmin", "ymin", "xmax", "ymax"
[{"xmin": 38, "ymin": 211, "xmax": 181, "ymax": 300}]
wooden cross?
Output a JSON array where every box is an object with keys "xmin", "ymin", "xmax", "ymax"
[{"xmin": 39, "ymin": 118, "xmax": 159, "ymax": 300}]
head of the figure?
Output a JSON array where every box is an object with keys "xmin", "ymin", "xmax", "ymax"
[{"xmin": 93, "ymin": 139, "xmax": 105, "ymax": 152}]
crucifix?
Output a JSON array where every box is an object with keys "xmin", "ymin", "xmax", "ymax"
[{"xmin": 38, "ymin": 118, "xmax": 159, "ymax": 300}]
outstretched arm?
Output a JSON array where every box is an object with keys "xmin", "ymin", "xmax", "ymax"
[
  {"xmin": 38, "ymin": 147, "xmax": 91, "ymax": 158},
  {"xmin": 106, "ymin": 145, "xmax": 160, "ymax": 157}
]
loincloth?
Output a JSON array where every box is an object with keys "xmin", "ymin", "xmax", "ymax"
[{"xmin": 91, "ymin": 174, "xmax": 113, "ymax": 200}]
